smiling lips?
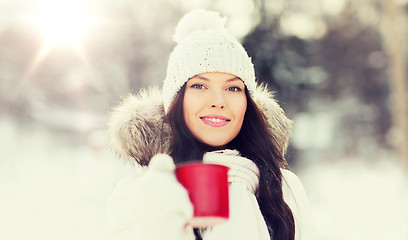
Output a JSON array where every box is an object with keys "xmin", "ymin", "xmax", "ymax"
[{"xmin": 200, "ymin": 115, "xmax": 230, "ymax": 127}]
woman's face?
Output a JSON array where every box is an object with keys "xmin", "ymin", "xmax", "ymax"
[{"xmin": 183, "ymin": 72, "xmax": 247, "ymax": 147}]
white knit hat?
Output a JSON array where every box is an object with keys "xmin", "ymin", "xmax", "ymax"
[{"xmin": 163, "ymin": 9, "xmax": 256, "ymax": 113}]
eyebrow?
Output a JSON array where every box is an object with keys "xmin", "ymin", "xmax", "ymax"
[{"xmin": 194, "ymin": 75, "xmax": 241, "ymax": 82}]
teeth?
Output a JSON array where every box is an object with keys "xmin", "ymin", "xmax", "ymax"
[{"xmin": 202, "ymin": 117, "xmax": 227, "ymax": 122}]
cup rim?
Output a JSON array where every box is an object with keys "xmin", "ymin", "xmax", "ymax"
[{"xmin": 176, "ymin": 161, "xmax": 229, "ymax": 170}]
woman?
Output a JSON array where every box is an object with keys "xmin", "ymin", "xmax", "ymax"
[{"xmin": 105, "ymin": 9, "xmax": 313, "ymax": 240}]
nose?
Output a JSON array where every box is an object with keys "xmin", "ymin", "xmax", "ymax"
[{"xmin": 210, "ymin": 91, "xmax": 225, "ymax": 109}]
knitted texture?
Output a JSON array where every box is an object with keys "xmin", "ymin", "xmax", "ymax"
[
  {"xmin": 163, "ymin": 9, "xmax": 256, "ymax": 113},
  {"xmin": 202, "ymin": 150, "xmax": 270, "ymax": 240}
]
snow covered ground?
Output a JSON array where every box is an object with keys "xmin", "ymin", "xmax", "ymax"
[
  {"xmin": 1, "ymin": 116, "xmax": 407, "ymax": 240},
  {"xmin": 299, "ymin": 158, "xmax": 408, "ymax": 240},
  {"xmin": 0, "ymin": 117, "xmax": 135, "ymax": 240}
]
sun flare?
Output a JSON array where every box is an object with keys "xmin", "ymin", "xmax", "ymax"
[
  {"xmin": 18, "ymin": 1, "xmax": 92, "ymax": 87},
  {"xmin": 38, "ymin": 1, "xmax": 89, "ymax": 47}
]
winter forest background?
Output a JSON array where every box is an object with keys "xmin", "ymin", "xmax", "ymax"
[{"xmin": 1, "ymin": 0, "xmax": 408, "ymax": 239}]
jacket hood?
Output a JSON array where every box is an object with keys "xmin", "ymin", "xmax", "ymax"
[{"xmin": 107, "ymin": 85, "xmax": 293, "ymax": 166}]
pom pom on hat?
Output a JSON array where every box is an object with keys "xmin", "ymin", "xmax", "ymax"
[
  {"xmin": 163, "ymin": 9, "xmax": 256, "ymax": 113},
  {"xmin": 173, "ymin": 9, "xmax": 227, "ymax": 43}
]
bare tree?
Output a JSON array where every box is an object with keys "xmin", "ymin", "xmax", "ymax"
[{"xmin": 382, "ymin": 0, "xmax": 408, "ymax": 170}]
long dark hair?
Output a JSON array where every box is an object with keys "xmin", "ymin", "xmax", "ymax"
[{"xmin": 166, "ymin": 84, "xmax": 295, "ymax": 240}]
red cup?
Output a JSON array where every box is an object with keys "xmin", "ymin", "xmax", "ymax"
[{"xmin": 175, "ymin": 162, "xmax": 229, "ymax": 228}]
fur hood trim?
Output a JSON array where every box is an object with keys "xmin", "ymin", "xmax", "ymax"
[{"xmin": 107, "ymin": 85, "xmax": 293, "ymax": 166}]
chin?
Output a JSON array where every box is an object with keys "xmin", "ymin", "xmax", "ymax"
[{"xmin": 201, "ymin": 138, "xmax": 232, "ymax": 148}]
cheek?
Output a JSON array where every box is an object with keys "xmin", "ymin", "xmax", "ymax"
[
  {"xmin": 183, "ymin": 92, "xmax": 200, "ymax": 124},
  {"xmin": 232, "ymin": 96, "xmax": 247, "ymax": 121}
]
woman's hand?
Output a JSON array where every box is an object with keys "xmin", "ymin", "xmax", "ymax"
[{"xmin": 104, "ymin": 154, "xmax": 195, "ymax": 240}]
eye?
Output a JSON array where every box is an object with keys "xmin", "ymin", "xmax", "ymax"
[
  {"xmin": 227, "ymin": 86, "xmax": 242, "ymax": 92},
  {"xmin": 190, "ymin": 83, "xmax": 205, "ymax": 90}
]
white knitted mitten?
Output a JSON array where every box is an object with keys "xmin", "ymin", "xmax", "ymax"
[
  {"xmin": 104, "ymin": 154, "xmax": 195, "ymax": 240},
  {"xmin": 202, "ymin": 150, "xmax": 270, "ymax": 240}
]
